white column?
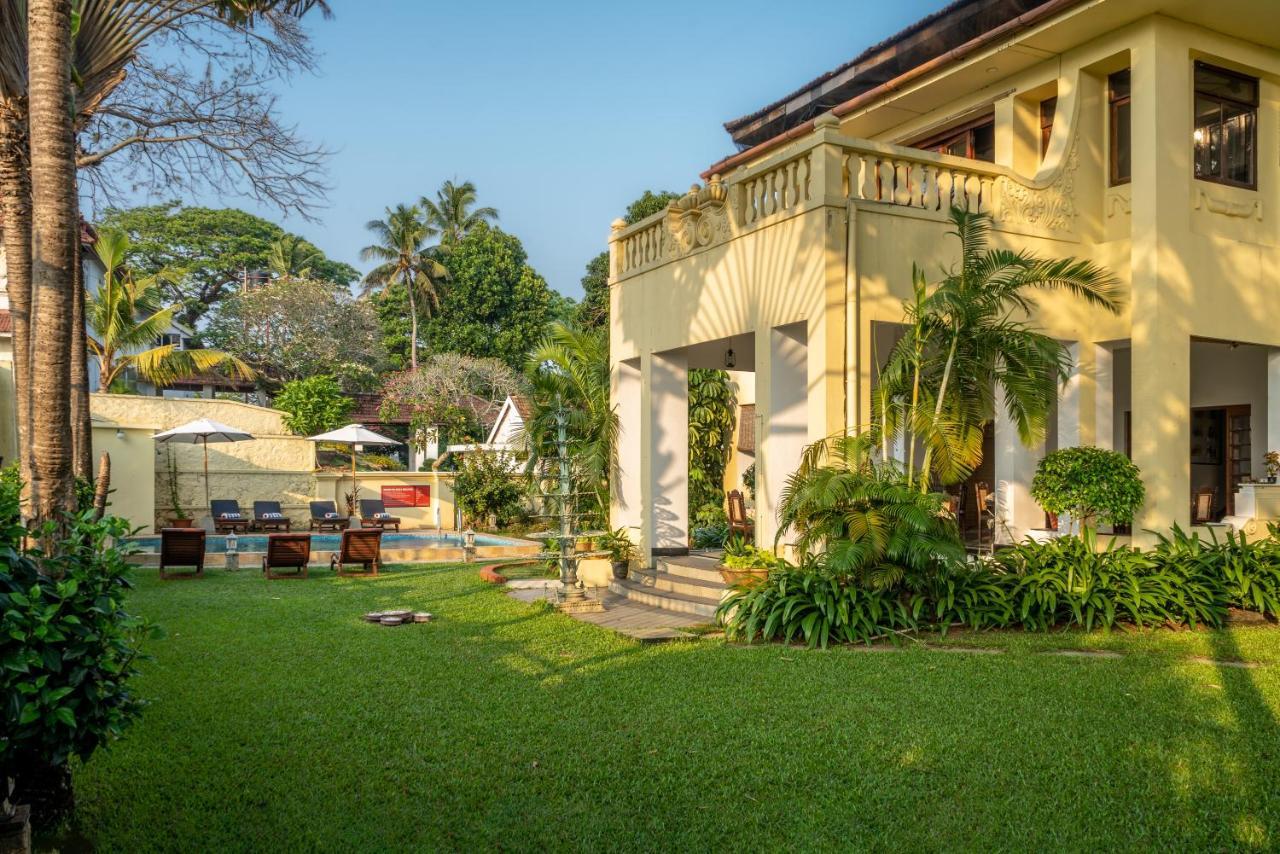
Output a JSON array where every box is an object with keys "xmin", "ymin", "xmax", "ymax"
[
  {"xmin": 759, "ymin": 324, "xmax": 808, "ymax": 550},
  {"xmin": 646, "ymin": 350, "xmax": 688, "ymax": 554},
  {"xmin": 1094, "ymin": 344, "xmax": 1114, "ymax": 451},
  {"xmin": 1268, "ymin": 350, "xmax": 1280, "ymax": 458},
  {"xmin": 1057, "ymin": 342, "xmax": 1081, "ymax": 450},
  {"xmin": 993, "ymin": 388, "xmax": 1042, "ymax": 543},
  {"xmin": 610, "ymin": 358, "xmax": 643, "ymax": 547}
]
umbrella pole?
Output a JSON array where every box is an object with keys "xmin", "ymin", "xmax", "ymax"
[{"xmin": 203, "ymin": 437, "xmax": 210, "ymax": 516}]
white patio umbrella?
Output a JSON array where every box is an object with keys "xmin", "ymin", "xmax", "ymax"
[
  {"xmin": 152, "ymin": 418, "xmax": 255, "ymax": 512},
  {"xmin": 307, "ymin": 424, "xmax": 401, "ymax": 514}
]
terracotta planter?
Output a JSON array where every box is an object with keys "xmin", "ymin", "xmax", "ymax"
[
  {"xmin": 719, "ymin": 566, "xmax": 770, "ymax": 588},
  {"xmin": 168, "ymin": 518, "xmax": 195, "ymax": 529}
]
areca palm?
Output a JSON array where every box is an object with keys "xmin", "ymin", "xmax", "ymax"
[
  {"xmin": 521, "ymin": 322, "xmax": 617, "ymax": 523},
  {"xmin": 360, "ymin": 204, "xmax": 447, "ymax": 370},
  {"xmin": 419, "ymin": 179, "xmax": 497, "ymax": 247},
  {"xmin": 879, "ymin": 207, "xmax": 1121, "ymax": 490},
  {"xmin": 88, "ymin": 229, "xmax": 254, "ymax": 392}
]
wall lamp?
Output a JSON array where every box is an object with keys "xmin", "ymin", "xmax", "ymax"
[{"xmin": 724, "ymin": 348, "xmax": 736, "ymax": 369}]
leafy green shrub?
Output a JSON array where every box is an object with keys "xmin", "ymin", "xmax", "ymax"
[
  {"xmin": 992, "ymin": 534, "xmax": 1226, "ymax": 631},
  {"xmin": 688, "ymin": 369, "xmax": 735, "ymax": 523},
  {"xmin": 1150, "ymin": 524, "xmax": 1280, "ymax": 617},
  {"xmin": 454, "ymin": 452, "xmax": 524, "ymax": 527},
  {"xmin": 719, "ymin": 557, "xmax": 918, "ymax": 649},
  {"xmin": 0, "ymin": 469, "xmax": 156, "ymax": 828},
  {"xmin": 777, "ymin": 434, "xmax": 962, "ymax": 589},
  {"xmin": 1031, "ymin": 446, "xmax": 1144, "ymax": 534},
  {"xmin": 720, "ymin": 535, "xmax": 781, "ymax": 570},
  {"xmin": 691, "ymin": 504, "xmax": 729, "ymax": 548},
  {"xmin": 921, "ymin": 563, "xmax": 1013, "ymax": 631},
  {"xmin": 274, "ymin": 375, "xmax": 353, "ymax": 436},
  {"xmin": 741, "ymin": 462, "xmax": 756, "ymax": 501}
]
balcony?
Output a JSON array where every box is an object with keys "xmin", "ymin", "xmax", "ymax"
[{"xmin": 610, "ymin": 119, "xmax": 1085, "ymax": 283}]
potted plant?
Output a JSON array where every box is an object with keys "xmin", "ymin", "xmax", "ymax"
[
  {"xmin": 605, "ymin": 528, "xmax": 635, "ymax": 580},
  {"xmin": 163, "ymin": 448, "xmax": 193, "ymax": 529},
  {"xmin": 1265, "ymin": 451, "xmax": 1280, "ymax": 484},
  {"xmin": 718, "ymin": 534, "xmax": 777, "ymax": 587}
]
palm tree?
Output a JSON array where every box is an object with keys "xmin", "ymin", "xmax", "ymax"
[
  {"xmin": 267, "ymin": 234, "xmax": 322, "ymax": 279},
  {"xmin": 521, "ymin": 322, "xmax": 617, "ymax": 524},
  {"xmin": 420, "ymin": 179, "xmax": 498, "ymax": 247},
  {"xmin": 878, "ymin": 207, "xmax": 1122, "ymax": 490},
  {"xmin": 360, "ymin": 204, "xmax": 447, "ymax": 370},
  {"xmin": 88, "ymin": 229, "xmax": 254, "ymax": 393}
]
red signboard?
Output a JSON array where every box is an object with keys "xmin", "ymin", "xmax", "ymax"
[{"xmin": 380, "ymin": 485, "xmax": 431, "ymax": 508}]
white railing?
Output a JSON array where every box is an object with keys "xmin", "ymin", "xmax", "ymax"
[{"xmin": 611, "ymin": 131, "xmax": 1078, "ymax": 280}]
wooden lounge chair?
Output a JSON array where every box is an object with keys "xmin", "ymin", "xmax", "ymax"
[
  {"xmin": 210, "ymin": 499, "xmax": 250, "ymax": 534},
  {"xmin": 253, "ymin": 500, "xmax": 292, "ymax": 532},
  {"xmin": 330, "ymin": 528, "xmax": 382, "ymax": 577},
  {"xmin": 159, "ymin": 528, "xmax": 206, "ymax": 580},
  {"xmin": 727, "ymin": 490, "xmax": 753, "ymax": 538},
  {"xmin": 309, "ymin": 500, "xmax": 347, "ymax": 532},
  {"xmin": 358, "ymin": 499, "xmax": 401, "ymax": 532},
  {"xmin": 262, "ymin": 533, "xmax": 311, "ymax": 579}
]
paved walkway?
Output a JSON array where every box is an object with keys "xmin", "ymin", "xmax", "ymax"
[{"xmin": 506, "ymin": 579, "xmax": 713, "ymax": 642}]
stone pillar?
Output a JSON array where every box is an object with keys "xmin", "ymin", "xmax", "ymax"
[
  {"xmin": 610, "ymin": 358, "xmax": 643, "ymax": 550},
  {"xmin": 1129, "ymin": 20, "xmax": 1192, "ymax": 543},
  {"xmin": 757, "ymin": 323, "xmax": 808, "ymax": 550},
  {"xmin": 643, "ymin": 349, "xmax": 688, "ymax": 557},
  {"xmin": 1057, "ymin": 342, "xmax": 1082, "ymax": 450}
]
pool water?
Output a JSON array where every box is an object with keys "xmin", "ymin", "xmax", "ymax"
[{"xmin": 127, "ymin": 531, "xmax": 522, "ymax": 554}]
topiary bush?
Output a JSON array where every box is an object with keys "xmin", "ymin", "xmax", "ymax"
[
  {"xmin": 454, "ymin": 452, "xmax": 524, "ymax": 528},
  {"xmin": 1031, "ymin": 446, "xmax": 1144, "ymax": 534}
]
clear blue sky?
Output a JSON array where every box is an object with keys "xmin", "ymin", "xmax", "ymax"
[{"xmin": 170, "ymin": 0, "xmax": 943, "ymax": 299}]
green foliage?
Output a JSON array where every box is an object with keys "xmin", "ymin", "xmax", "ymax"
[
  {"xmin": 719, "ymin": 557, "xmax": 918, "ymax": 649},
  {"xmin": 576, "ymin": 190, "xmax": 679, "ymax": 331},
  {"xmin": 720, "ymin": 536, "xmax": 782, "ymax": 571},
  {"xmin": 0, "ymin": 468, "xmax": 156, "ymax": 826},
  {"xmin": 742, "ymin": 462, "xmax": 756, "ymax": 500},
  {"xmin": 777, "ymin": 433, "xmax": 963, "ymax": 589},
  {"xmin": 524, "ymin": 322, "xmax": 616, "ymax": 524},
  {"xmin": 1031, "ymin": 446, "xmax": 1145, "ymax": 533},
  {"xmin": 603, "ymin": 529, "xmax": 637, "ymax": 564},
  {"xmin": 1150, "ymin": 524, "xmax": 1280, "ymax": 618},
  {"xmin": 425, "ymin": 223, "xmax": 552, "ymax": 369},
  {"xmin": 274, "ymin": 376, "xmax": 353, "ymax": 436},
  {"xmin": 691, "ymin": 504, "xmax": 729, "ymax": 548},
  {"xmin": 877, "ymin": 207, "xmax": 1121, "ymax": 488},
  {"xmin": 688, "ymin": 369, "xmax": 735, "ymax": 524},
  {"xmin": 204, "ymin": 277, "xmax": 385, "ymax": 385},
  {"xmin": 454, "ymin": 452, "xmax": 524, "ymax": 527},
  {"xmin": 371, "ymin": 281, "xmax": 414, "ymax": 372},
  {"xmin": 97, "ymin": 203, "xmax": 357, "ymax": 328}
]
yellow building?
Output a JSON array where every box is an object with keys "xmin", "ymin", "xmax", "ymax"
[{"xmin": 610, "ymin": 0, "xmax": 1280, "ymax": 560}]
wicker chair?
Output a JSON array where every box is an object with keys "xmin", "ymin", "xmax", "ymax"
[
  {"xmin": 159, "ymin": 528, "xmax": 206, "ymax": 580},
  {"xmin": 727, "ymin": 489, "xmax": 753, "ymax": 538},
  {"xmin": 330, "ymin": 529, "xmax": 382, "ymax": 577},
  {"xmin": 262, "ymin": 533, "xmax": 311, "ymax": 579}
]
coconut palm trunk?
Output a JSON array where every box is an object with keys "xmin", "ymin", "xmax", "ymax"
[
  {"xmin": 71, "ymin": 217, "xmax": 93, "ymax": 479},
  {"xmin": 26, "ymin": 0, "xmax": 78, "ymax": 525},
  {"xmin": 0, "ymin": 105, "xmax": 32, "ymax": 490}
]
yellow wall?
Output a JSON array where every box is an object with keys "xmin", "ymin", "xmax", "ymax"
[
  {"xmin": 90, "ymin": 422, "xmax": 155, "ymax": 533},
  {"xmin": 610, "ymin": 5, "xmax": 1280, "ymax": 549},
  {"xmin": 315, "ymin": 471, "xmax": 457, "ymax": 531}
]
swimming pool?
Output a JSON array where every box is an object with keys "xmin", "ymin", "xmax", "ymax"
[{"xmin": 127, "ymin": 531, "xmax": 523, "ymax": 554}]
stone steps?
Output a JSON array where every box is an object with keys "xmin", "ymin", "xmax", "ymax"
[{"xmin": 607, "ymin": 553, "xmax": 728, "ymax": 619}]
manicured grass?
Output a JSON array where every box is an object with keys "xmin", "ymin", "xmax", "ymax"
[{"xmin": 68, "ymin": 562, "xmax": 1280, "ymax": 850}]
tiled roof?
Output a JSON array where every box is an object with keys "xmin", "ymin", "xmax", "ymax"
[
  {"xmin": 0, "ymin": 309, "xmax": 10, "ymax": 334},
  {"xmin": 350, "ymin": 392, "xmax": 414, "ymax": 425}
]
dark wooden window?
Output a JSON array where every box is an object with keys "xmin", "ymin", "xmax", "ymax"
[
  {"xmin": 908, "ymin": 114, "xmax": 996, "ymax": 162},
  {"xmin": 1108, "ymin": 69, "xmax": 1131, "ymax": 185},
  {"xmin": 1039, "ymin": 97, "xmax": 1057, "ymax": 157},
  {"xmin": 1194, "ymin": 62, "xmax": 1258, "ymax": 189}
]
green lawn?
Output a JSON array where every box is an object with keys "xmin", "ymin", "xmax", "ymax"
[{"xmin": 66, "ymin": 562, "xmax": 1280, "ymax": 851}]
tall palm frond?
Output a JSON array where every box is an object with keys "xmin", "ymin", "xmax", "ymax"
[
  {"xmin": 267, "ymin": 233, "xmax": 322, "ymax": 278},
  {"xmin": 360, "ymin": 204, "xmax": 448, "ymax": 368},
  {"xmin": 420, "ymin": 179, "xmax": 497, "ymax": 247}
]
